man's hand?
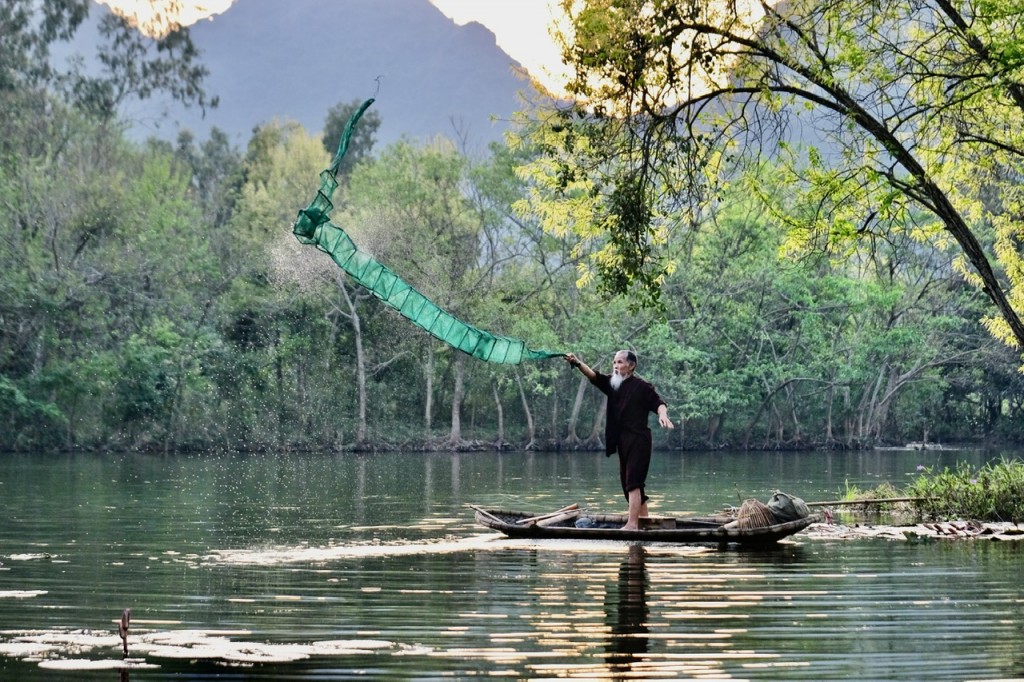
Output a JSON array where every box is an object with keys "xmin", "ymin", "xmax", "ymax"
[
  {"xmin": 658, "ymin": 405, "xmax": 674, "ymax": 429},
  {"xmin": 565, "ymin": 353, "xmax": 596, "ymax": 380}
]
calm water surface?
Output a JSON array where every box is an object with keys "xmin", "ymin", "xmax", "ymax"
[{"xmin": 1, "ymin": 449, "xmax": 1022, "ymax": 680}]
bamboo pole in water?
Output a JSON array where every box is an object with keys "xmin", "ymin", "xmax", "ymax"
[{"xmin": 807, "ymin": 496, "xmax": 932, "ymax": 507}]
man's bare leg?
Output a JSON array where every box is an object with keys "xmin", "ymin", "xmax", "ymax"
[{"xmin": 623, "ymin": 488, "xmax": 644, "ymax": 530}]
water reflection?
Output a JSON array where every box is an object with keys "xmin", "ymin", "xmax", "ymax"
[
  {"xmin": 604, "ymin": 544, "xmax": 649, "ymax": 675},
  {"xmin": 4, "ymin": 450, "xmax": 1024, "ymax": 681},
  {"xmin": 732, "ymin": 542, "xmax": 810, "ymax": 566}
]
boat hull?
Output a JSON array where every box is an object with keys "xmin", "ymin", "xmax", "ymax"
[{"xmin": 473, "ymin": 507, "xmax": 820, "ymax": 546}]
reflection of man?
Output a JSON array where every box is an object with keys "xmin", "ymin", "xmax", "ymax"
[
  {"xmin": 605, "ymin": 544, "xmax": 649, "ymax": 671},
  {"xmin": 565, "ymin": 350, "xmax": 674, "ymax": 529}
]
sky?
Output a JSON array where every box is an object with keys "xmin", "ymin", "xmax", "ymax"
[{"xmin": 94, "ymin": 0, "xmax": 572, "ymax": 95}]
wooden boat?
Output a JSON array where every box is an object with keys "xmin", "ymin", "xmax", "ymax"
[{"xmin": 470, "ymin": 503, "xmax": 821, "ymax": 547}]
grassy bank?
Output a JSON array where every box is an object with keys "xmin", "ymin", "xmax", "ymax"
[{"xmin": 840, "ymin": 458, "xmax": 1024, "ymax": 523}]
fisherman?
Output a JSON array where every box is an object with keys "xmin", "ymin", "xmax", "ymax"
[{"xmin": 565, "ymin": 350, "xmax": 674, "ymax": 529}]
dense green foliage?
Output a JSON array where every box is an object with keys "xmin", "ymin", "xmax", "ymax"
[
  {"xmin": 2, "ymin": 2, "xmax": 1024, "ymax": 452},
  {"xmin": 907, "ymin": 459, "xmax": 1024, "ymax": 522},
  {"xmin": 844, "ymin": 458, "xmax": 1024, "ymax": 522},
  {"xmin": 523, "ymin": 0, "xmax": 1024, "ymax": 352}
]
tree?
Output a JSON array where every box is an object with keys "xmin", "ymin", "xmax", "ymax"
[
  {"xmin": 226, "ymin": 121, "xmax": 367, "ymax": 446},
  {"xmin": 173, "ymin": 127, "xmax": 243, "ymax": 227},
  {"xmin": 468, "ymin": 142, "xmax": 579, "ymax": 446},
  {"xmin": 340, "ymin": 139, "xmax": 485, "ymax": 446},
  {"xmin": 0, "ymin": 0, "xmax": 90, "ymax": 92},
  {"xmin": 523, "ymin": 0, "xmax": 1024, "ymax": 353},
  {"xmin": 0, "ymin": 0, "xmax": 214, "ymax": 119},
  {"xmin": 321, "ymin": 99, "xmax": 381, "ymax": 181},
  {"xmin": 0, "ymin": 89, "xmax": 229, "ymax": 449},
  {"xmin": 609, "ymin": 161, "xmax": 1003, "ymax": 449}
]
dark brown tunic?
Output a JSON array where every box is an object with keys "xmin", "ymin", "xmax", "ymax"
[{"xmin": 590, "ymin": 373, "xmax": 667, "ymax": 503}]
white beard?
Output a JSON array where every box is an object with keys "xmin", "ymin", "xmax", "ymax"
[{"xmin": 610, "ymin": 372, "xmax": 626, "ymax": 391}]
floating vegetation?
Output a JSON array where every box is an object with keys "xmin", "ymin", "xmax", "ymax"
[
  {"xmin": 39, "ymin": 658, "xmax": 158, "ymax": 671},
  {"xmin": 207, "ymin": 535, "xmax": 503, "ymax": 565},
  {"xmin": 804, "ymin": 520, "xmax": 1024, "ymax": 542},
  {"xmin": 0, "ymin": 627, "xmax": 406, "ymax": 671},
  {"xmin": 0, "ymin": 590, "xmax": 47, "ymax": 599},
  {"xmin": 6, "ymin": 554, "xmax": 54, "ymax": 562},
  {"xmin": 205, "ymin": 532, "xmax": 714, "ymax": 566}
]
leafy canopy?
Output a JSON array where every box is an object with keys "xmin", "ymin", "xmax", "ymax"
[{"xmin": 521, "ymin": 0, "xmax": 1024, "ymax": 355}]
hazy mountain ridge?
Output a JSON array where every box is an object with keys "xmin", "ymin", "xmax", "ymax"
[{"xmin": 115, "ymin": 0, "xmax": 534, "ymax": 151}]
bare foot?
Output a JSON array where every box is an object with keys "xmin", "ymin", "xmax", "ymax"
[{"xmin": 621, "ymin": 524, "xmax": 639, "ymax": 531}]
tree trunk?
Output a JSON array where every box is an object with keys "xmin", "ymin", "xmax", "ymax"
[
  {"xmin": 825, "ymin": 381, "xmax": 835, "ymax": 444},
  {"xmin": 584, "ymin": 396, "xmax": 606, "ymax": 449},
  {"xmin": 353, "ymin": 321, "xmax": 367, "ymax": 447},
  {"xmin": 275, "ymin": 327, "xmax": 285, "ymax": 447},
  {"xmin": 493, "ymin": 383, "xmax": 505, "ymax": 447},
  {"xmin": 424, "ymin": 344, "xmax": 434, "ymax": 442},
  {"xmin": 871, "ymin": 366, "xmax": 900, "ymax": 440},
  {"xmin": 743, "ymin": 377, "xmax": 775, "ymax": 449},
  {"xmin": 516, "ymin": 371, "xmax": 536, "ymax": 449},
  {"xmin": 337, "ymin": 279, "xmax": 368, "ymax": 447},
  {"xmin": 783, "ymin": 381, "xmax": 801, "ymax": 445},
  {"xmin": 842, "ymin": 386, "xmax": 853, "ymax": 447},
  {"xmin": 549, "ymin": 385, "xmax": 559, "ymax": 446},
  {"xmin": 707, "ymin": 414, "xmax": 721, "ymax": 445},
  {"xmin": 857, "ymin": 364, "xmax": 887, "ymax": 442},
  {"xmin": 297, "ymin": 302, "xmax": 309, "ymax": 437},
  {"xmin": 565, "ymin": 375, "xmax": 588, "ymax": 446},
  {"xmin": 165, "ymin": 353, "xmax": 187, "ymax": 455},
  {"xmin": 449, "ymin": 352, "xmax": 465, "ymax": 445}
]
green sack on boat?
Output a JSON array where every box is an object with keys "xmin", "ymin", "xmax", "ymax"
[{"xmin": 768, "ymin": 491, "xmax": 810, "ymax": 522}]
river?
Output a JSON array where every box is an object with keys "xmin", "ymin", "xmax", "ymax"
[{"xmin": 1, "ymin": 449, "xmax": 1022, "ymax": 680}]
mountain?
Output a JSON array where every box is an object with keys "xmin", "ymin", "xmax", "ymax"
[{"xmin": 114, "ymin": 0, "xmax": 535, "ymax": 153}]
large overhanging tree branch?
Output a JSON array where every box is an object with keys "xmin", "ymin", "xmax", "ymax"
[{"xmin": 520, "ymin": 0, "xmax": 1024, "ymax": 350}]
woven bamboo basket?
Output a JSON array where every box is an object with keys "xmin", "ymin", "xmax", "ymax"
[{"xmin": 730, "ymin": 498, "xmax": 777, "ymax": 529}]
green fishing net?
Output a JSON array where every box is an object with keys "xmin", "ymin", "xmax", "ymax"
[{"xmin": 293, "ymin": 98, "xmax": 562, "ymax": 364}]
